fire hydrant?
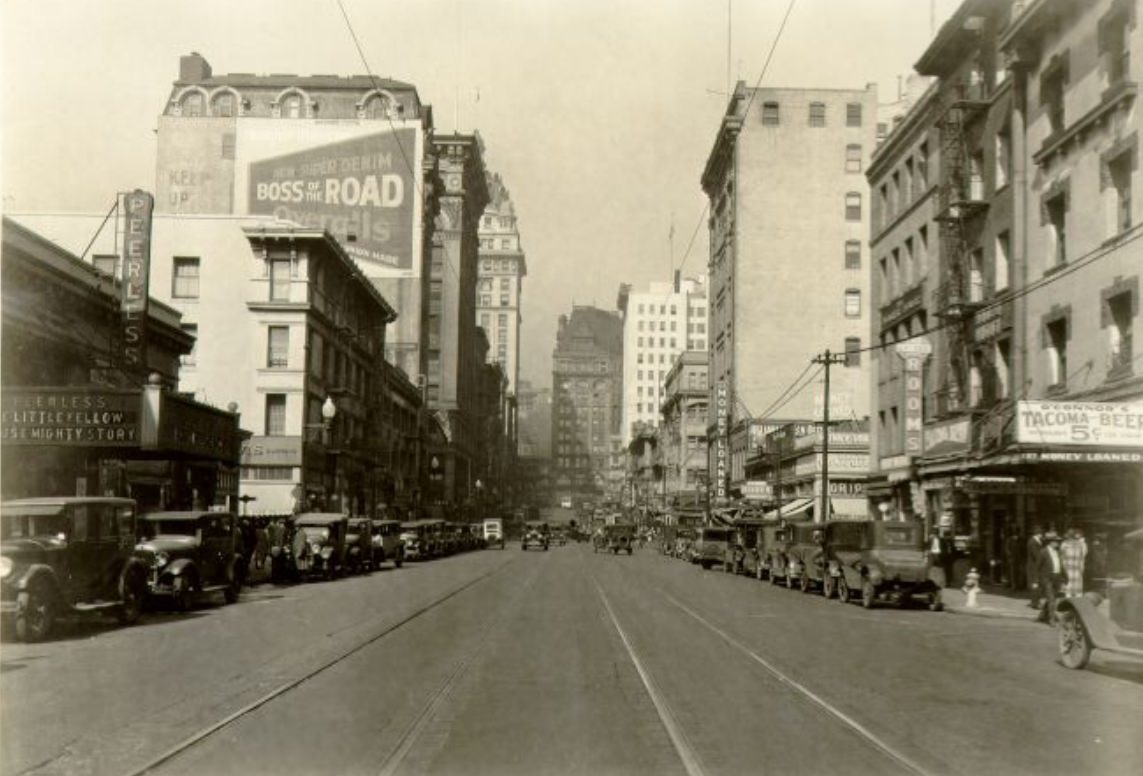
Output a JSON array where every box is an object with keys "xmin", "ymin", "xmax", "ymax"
[{"xmin": 963, "ymin": 568, "xmax": 981, "ymax": 608}]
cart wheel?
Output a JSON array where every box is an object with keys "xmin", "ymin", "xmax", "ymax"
[
  {"xmin": 1058, "ymin": 610, "xmax": 1091, "ymax": 669},
  {"xmin": 861, "ymin": 580, "xmax": 876, "ymax": 609},
  {"xmin": 822, "ymin": 576, "xmax": 835, "ymax": 599},
  {"xmin": 837, "ymin": 576, "xmax": 850, "ymax": 603}
]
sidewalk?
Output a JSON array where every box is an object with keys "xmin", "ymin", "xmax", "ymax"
[{"xmin": 941, "ymin": 584, "xmax": 1111, "ymax": 622}]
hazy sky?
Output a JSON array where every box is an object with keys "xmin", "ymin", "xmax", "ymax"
[{"xmin": 1, "ymin": 0, "xmax": 959, "ymax": 387}]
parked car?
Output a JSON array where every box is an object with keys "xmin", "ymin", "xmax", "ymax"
[
  {"xmin": 293, "ymin": 513, "xmax": 348, "ymax": 580},
  {"xmin": 603, "ymin": 524, "xmax": 635, "ymax": 555},
  {"xmin": 729, "ymin": 520, "xmax": 768, "ymax": 577},
  {"xmin": 762, "ymin": 521, "xmax": 798, "ymax": 585},
  {"xmin": 786, "ymin": 523, "xmax": 828, "ymax": 593},
  {"xmin": 136, "ymin": 511, "xmax": 244, "ymax": 610},
  {"xmin": 829, "ymin": 520, "xmax": 942, "ymax": 609},
  {"xmin": 400, "ymin": 521, "xmax": 430, "ymax": 561},
  {"xmin": 482, "ymin": 518, "xmax": 505, "ymax": 549},
  {"xmin": 345, "ymin": 517, "xmax": 374, "ymax": 574},
  {"xmin": 266, "ymin": 516, "xmax": 298, "ymax": 582},
  {"xmin": 370, "ymin": 519, "xmax": 406, "ymax": 568},
  {"xmin": 1058, "ymin": 526, "xmax": 1143, "ymax": 669},
  {"xmin": 522, "ymin": 521, "xmax": 550, "ymax": 551},
  {"xmin": 691, "ymin": 526, "xmax": 733, "ymax": 570},
  {"xmin": 1, "ymin": 497, "xmax": 149, "ymax": 641}
]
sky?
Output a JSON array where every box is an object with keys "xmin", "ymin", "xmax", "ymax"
[{"xmin": 1, "ymin": 0, "xmax": 960, "ymax": 388}]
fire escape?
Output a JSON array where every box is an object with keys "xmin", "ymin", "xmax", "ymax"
[{"xmin": 933, "ymin": 75, "xmax": 989, "ymax": 417}]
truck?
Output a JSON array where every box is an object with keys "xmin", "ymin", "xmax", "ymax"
[{"xmin": 482, "ymin": 518, "xmax": 505, "ymax": 549}]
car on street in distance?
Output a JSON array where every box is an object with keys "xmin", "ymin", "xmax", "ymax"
[
  {"xmin": 399, "ymin": 521, "xmax": 433, "ymax": 561},
  {"xmin": 787, "ymin": 522, "xmax": 828, "ymax": 593},
  {"xmin": 1, "ymin": 497, "xmax": 149, "ymax": 642},
  {"xmin": 692, "ymin": 525, "xmax": 733, "ymax": 570},
  {"xmin": 762, "ymin": 521, "xmax": 798, "ymax": 585},
  {"xmin": 600, "ymin": 524, "xmax": 635, "ymax": 555},
  {"xmin": 521, "ymin": 520, "xmax": 550, "ymax": 551},
  {"xmin": 829, "ymin": 520, "xmax": 942, "ymax": 609},
  {"xmin": 483, "ymin": 518, "xmax": 505, "ymax": 548},
  {"xmin": 729, "ymin": 520, "xmax": 768, "ymax": 577},
  {"xmin": 345, "ymin": 517, "xmax": 374, "ymax": 574},
  {"xmin": 292, "ymin": 513, "xmax": 349, "ymax": 581},
  {"xmin": 136, "ymin": 510, "xmax": 244, "ymax": 610},
  {"xmin": 370, "ymin": 519, "xmax": 406, "ymax": 568}
]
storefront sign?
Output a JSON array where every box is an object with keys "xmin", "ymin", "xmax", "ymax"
[
  {"xmin": 714, "ymin": 381, "xmax": 729, "ymax": 502},
  {"xmin": 740, "ymin": 480, "xmax": 773, "ymax": 499},
  {"xmin": 829, "ymin": 480, "xmax": 866, "ymax": 496},
  {"xmin": 1006, "ymin": 450, "xmax": 1143, "ymax": 464},
  {"xmin": 795, "ymin": 452, "xmax": 870, "ymax": 476},
  {"xmin": 954, "ymin": 476, "xmax": 1067, "ymax": 496},
  {"xmin": 248, "ymin": 130, "xmax": 417, "ymax": 271},
  {"xmin": 121, "ymin": 190, "xmax": 153, "ymax": 369},
  {"xmin": 146, "ymin": 392, "xmax": 239, "ymax": 461},
  {"xmin": 896, "ymin": 339, "xmax": 931, "ymax": 457},
  {"xmin": 923, "ymin": 417, "xmax": 971, "ymax": 456},
  {"xmin": 794, "ymin": 430, "xmax": 870, "ymax": 451},
  {"xmin": 241, "ymin": 436, "xmax": 303, "ymax": 466},
  {"xmin": 1015, "ymin": 400, "xmax": 1143, "ymax": 447},
  {"xmin": 1, "ymin": 389, "xmax": 140, "ymax": 446}
]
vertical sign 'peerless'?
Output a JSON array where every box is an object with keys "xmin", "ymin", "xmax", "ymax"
[
  {"xmin": 895, "ymin": 339, "xmax": 932, "ymax": 458},
  {"xmin": 121, "ymin": 190, "xmax": 154, "ymax": 370},
  {"xmin": 715, "ymin": 381, "xmax": 729, "ymax": 503}
]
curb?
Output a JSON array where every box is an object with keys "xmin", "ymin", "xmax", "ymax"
[{"xmin": 944, "ymin": 604, "xmax": 1037, "ymax": 621}]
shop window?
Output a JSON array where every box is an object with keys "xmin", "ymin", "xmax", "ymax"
[{"xmin": 172, "ymin": 257, "xmax": 200, "ymax": 299}]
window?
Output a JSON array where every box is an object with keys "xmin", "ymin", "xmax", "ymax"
[
  {"xmin": 213, "ymin": 92, "xmax": 235, "ymax": 117},
  {"xmin": 846, "ymin": 102, "xmax": 862, "ymax": 127},
  {"xmin": 269, "ymin": 258, "xmax": 291, "ymax": 301},
  {"xmin": 969, "ymin": 248, "xmax": 984, "ymax": 303},
  {"xmin": 995, "ymin": 127, "xmax": 1011, "ymax": 190},
  {"xmin": 995, "ymin": 231, "xmax": 1011, "ymax": 292},
  {"xmin": 1108, "ymin": 150, "xmax": 1133, "ymax": 234},
  {"xmin": 844, "ymin": 337, "xmax": 862, "ymax": 367},
  {"xmin": 845, "ymin": 192, "xmax": 862, "ymax": 221},
  {"xmin": 845, "ymin": 240, "xmax": 861, "ymax": 269},
  {"xmin": 267, "ymin": 326, "xmax": 289, "ymax": 368},
  {"xmin": 1100, "ymin": 2, "xmax": 1132, "ymax": 86},
  {"xmin": 846, "ymin": 144, "xmax": 862, "ymax": 173},
  {"xmin": 180, "ymin": 323, "xmax": 197, "ymax": 366},
  {"xmin": 1040, "ymin": 56, "xmax": 1068, "ymax": 135},
  {"xmin": 221, "ymin": 133, "xmax": 236, "ymax": 160},
  {"xmin": 761, "ymin": 102, "xmax": 780, "ymax": 125},
  {"xmin": 1107, "ymin": 291, "xmax": 1134, "ymax": 373},
  {"xmin": 917, "ymin": 143, "xmax": 929, "ymax": 189},
  {"xmin": 1045, "ymin": 192, "xmax": 1068, "ymax": 267},
  {"xmin": 969, "ymin": 351, "xmax": 985, "ymax": 407},
  {"xmin": 283, "ymin": 94, "xmax": 303, "ymax": 119},
  {"xmin": 1046, "ymin": 317, "xmax": 1069, "ymax": 387},
  {"xmin": 265, "ymin": 394, "xmax": 287, "ymax": 436},
  {"xmin": 995, "ymin": 338, "xmax": 1011, "ymax": 399},
  {"xmin": 638, "ymin": 337, "xmax": 643, "ymax": 347},
  {"xmin": 172, "ymin": 257, "xmax": 200, "ymax": 299},
  {"xmin": 93, "ymin": 254, "xmax": 117, "ymax": 278},
  {"xmin": 809, "ymin": 102, "xmax": 826, "ymax": 127},
  {"xmin": 181, "ymin": 92, "xmax": 203, "ymax": 117},
  {"xmin": 905, "ymin": 157, "xmax": 916, "ymax": 199},
  {"xmin": 844, "ymin": 289, "xmax": 862, "ymax": 317},
  {"xmin": 918, "ymin": 225, "xmax": 929, "ymax": 275},
  {"xmin": 879, "ymin": 257, "xmax": 890, "ymax": 303}
]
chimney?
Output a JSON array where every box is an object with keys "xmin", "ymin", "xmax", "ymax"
[{"xmin": 180, "ymin": 52, "xmax": 212, "ymax": 83}]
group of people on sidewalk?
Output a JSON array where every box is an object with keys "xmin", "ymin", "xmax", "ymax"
[{"xmin": 1025, "ymin": 525, "xmax": 1089, "ymax": 625}]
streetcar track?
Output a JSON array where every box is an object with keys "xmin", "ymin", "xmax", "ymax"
[{"xmin": 121, "ymin": 556, "xmax": 518, "ymax": 776}]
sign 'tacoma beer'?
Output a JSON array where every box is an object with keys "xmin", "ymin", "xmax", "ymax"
[{"xmin": 248, "ymin": 129, "xmax": 417, "ymax": 271}]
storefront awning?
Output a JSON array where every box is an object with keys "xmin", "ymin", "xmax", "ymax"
[{"xmin": 762, "ymin": 497, "xmax": 815, "ymax": 521}]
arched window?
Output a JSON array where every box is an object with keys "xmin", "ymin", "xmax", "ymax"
[
  {"xmin": 363, "ymin": 95, "xmax": 391, "ymax": 119},
  {"xmin": 283, "ymin": 94, "xmax": 302, "ymax": 118},
  {"xmin": 181, "ymin": 91, "xmax": 204, "ymax": 117},
  {"xmin": 211, "ymin": 91, "xmax": 236, "ymax": 117}
]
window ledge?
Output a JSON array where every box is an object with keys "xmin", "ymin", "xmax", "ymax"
[{"xmin": 1033, "ymin": 81, "xmax": 1137, "ymax": 166}]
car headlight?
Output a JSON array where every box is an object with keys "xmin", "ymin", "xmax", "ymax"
[
  {"xmin": 311, "ymin": 542, "xmax": 321, "ymax": 554},
  {"xmin": 0, "ymin": 556, "xmax": 12, "ymax": 579}
]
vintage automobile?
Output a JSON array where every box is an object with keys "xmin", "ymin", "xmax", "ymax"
[
  {"xmin": 370, "ymin": 519, "xmax": 406, "ymax": 568},
  {"xmin": 292, "ymin": 513, "xmax": 348, "ymax": 580},
  {"xmin": 729, "ymin": 520, "xmax": 768, "ymax": 577},
  {"xmin": 345, "ymin": 517, "xmax": 374, "ymax": 574},
  {"xmin": 482, "ymin": 518, "xmax": 505, "ymax": 549},
  {"xmin": 786, "ymin": 522, "xmax": 828, "ymax": 593},
  {"xmin": 603, "ymin": 524, "xmax": 635, "ymax": 555},
  {"xmin": 266, "ymin": 516, "xmax": 298, "ymax": 582},
  {"xmin": 400, "ymin": 521, "xmax": 431, "ymax": 561},
  {"xmin": 1, "ymin": 497, "xmax": 149, "ymax": 641},
  {"xmin": 692, "ymin": 525, "xmax": 733, "ymax": 570},
  {"xmin": 1057, "ymin": 526, "xmax": 1143, "ymax": 669},
  {"xmin": 829, "ymin": 520, "xmax": 942, "ymax": 609},
  {"xmin": 522, "ymin": 520, "xmax": 550, "ymax": 551},
  {"xmin": 136, "ymin": 511, "xmax": 244, "ymax": 610},
  {"xmin": 762, "ymin": 521, "xmax": 798, "ymax": 585},
  {"xmin": 674, "ymin": 527, "xmax": 697, "ymax": 560}
]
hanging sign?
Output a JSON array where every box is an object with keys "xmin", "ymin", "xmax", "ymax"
[
  {"xmin": 895, "ymin": 338, "xmax": 931, "ymax": 457},
  {"xmin": 121, "ymin": 190, "xmax": 154, "ymax": 370}
]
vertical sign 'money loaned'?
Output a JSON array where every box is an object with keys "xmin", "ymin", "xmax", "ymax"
[{"xmin": 121, "ymin": 190, "xmax": 154, "ymax": 372}]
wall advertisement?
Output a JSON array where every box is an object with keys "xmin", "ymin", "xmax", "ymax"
[
  {"xmin": 121, "ymin": 190, "xmax": 153, "ymax": 370},
  {"xmin": 714, "ymin": 381, "xmax": 729, "ymax": 503},
  {"xmin": 895, "ymin": 338, "xmax": 931, "ymax": 457},
  {"xmin": 1015, "ymin": 400, "xmax": 1143, "ymax": 448}
]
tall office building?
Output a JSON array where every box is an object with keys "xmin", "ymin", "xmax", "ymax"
[
  {"xmin": 550, "ymin": 306, "xmax": 623, "ymax": 504},
  {"xmin": 477, "ymin": 172, "xmax": 526, "ymax": 396},
  {"xmin": 701, "ymin": 83, "xmax": 878, "ymax": 508},
  {"xmin": 617, "ymin": 276, "xmax": 707, "ymax": 443}
]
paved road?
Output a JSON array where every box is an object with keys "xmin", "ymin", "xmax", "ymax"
[{"xmin": 2, "ymin": 544, "xmax": 1141, "ymax": 776}]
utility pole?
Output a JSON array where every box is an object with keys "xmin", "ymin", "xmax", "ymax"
[{"xmin": 811, "ymin": 349, "xmax": 847, "ymax": 523}]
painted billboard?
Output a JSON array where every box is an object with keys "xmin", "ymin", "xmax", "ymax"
[
  {"xmin": 1016, "ymin": 401, "xmax": 1143, "ymax": 448},
  {"xmin": 245, "ymin": 127, "xmax": 419, "ymax": 272}
]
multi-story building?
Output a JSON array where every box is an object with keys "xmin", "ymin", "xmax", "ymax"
[
  {"xmin": 617, "ymin": 276, "xmax": 708, "ymax": 443},
  {"xmin": 551, "ymin": 306, "xmax": 623, "ymax": 505},
  {"xmin": 659, "ymin": 350, "xmax": 710, "ymax": 505},
  {"xmin": 701, "ymin": 82, "xmax": 878, "ymax": 512},
  {"xmin": 516, "ymin": 380, "xmax": 552, "ymax": 507},
  {"xmin": 477, "ymin": 172, "xmax": 526, "ymax": 396}
]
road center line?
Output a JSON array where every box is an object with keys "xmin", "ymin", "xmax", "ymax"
[
  {"xmin": 593, "ymin": 579, "xmax": 706, "ymax": 776},
  {"xmin": 665, "ymin": 593, "xmax": 931, "ymax": 776}
]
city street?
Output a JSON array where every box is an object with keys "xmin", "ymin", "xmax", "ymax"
[{"xmin": 3, "ymin": 542, "xmax": 1141, "ymax": 776}]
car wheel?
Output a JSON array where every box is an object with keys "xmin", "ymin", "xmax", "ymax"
[
  {"xmin": 1058, "ymin": 610, "xmax": 1091, "ymax": 669},
  {"xmin": 927, "ymin": 591, "xmax": 943, "ymax": 612},
  {"xmin": 224, "ymin": 565, "xmax": 241, "ymax": 604},
  {"xmin": 861, "ymin": 580, "xmax": 876, "ymax": 609},
  {"xmin": 786, "ymin": 571, "xmax": 796, "ymax": 589},
  {"xmin": 171, "ymin": 575, "xmax": 194, "ymax": 613},
  {"xmin": 822, "ymin": 576, "xmax": 835, "ymax": 600},
  {"xmin": 837, "ymin": 576, "xmax": 850, "ymax": 603},
  {"xmin": 117, "ymin": 571, "xmax": 146, "ymax": 625},
  {"xmin": 16, "ymin": 579, "xmax": 56, "ymax": 642}
]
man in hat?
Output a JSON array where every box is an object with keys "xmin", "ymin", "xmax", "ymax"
[
  {"xmin": 1026, "ymin": 525, "xmax": 1045, "ymax": 609},
  {"xmin": 1037, "ymin": 532, "xmax": 1065, "ymax": 625}
]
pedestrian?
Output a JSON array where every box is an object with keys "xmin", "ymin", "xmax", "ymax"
[
  {"xmin": 1060, "ymin": 528, "xmax": 1088, "ymax": 598},
  {"xmin": 1026, "ymin": 525, "xmax": 1045, "ymax": 609},
  {"xmin": 1037, "ymin": 532, "xmax": 1065, "ymax": 625},
  {"xmin": 928, "ymin": 530, "xmax": 945, "ymax": 587},
  {"xmin": 1005, "ymin": 528, "xmax": 1024, "ymax": 590},
  {"xmin": 939, "ymin": 529, "xmax": 956, "ymax": 588}
]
